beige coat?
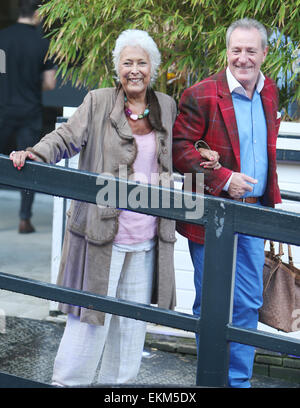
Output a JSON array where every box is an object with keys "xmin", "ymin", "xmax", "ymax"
[{"xmin": 29, "ymin": 86, "xmax": 177, "ymax": 325}]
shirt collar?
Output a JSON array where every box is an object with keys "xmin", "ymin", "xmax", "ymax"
[{"xmin": 226, "ymin": 67, "xmax": 265, "ymax": 97}]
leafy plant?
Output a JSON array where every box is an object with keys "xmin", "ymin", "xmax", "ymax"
[{"xmin": 39, "ymin": 0, "xmax": 299, "ymax": 118}]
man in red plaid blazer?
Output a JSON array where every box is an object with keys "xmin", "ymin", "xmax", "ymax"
[{"xmin": 173, "ymin": 18, "xmax": 281, "ymax": 387}]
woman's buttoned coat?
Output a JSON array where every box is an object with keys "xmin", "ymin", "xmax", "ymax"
[{"xmin": 29, "ymin": 87, "xmax": 177, "ymax": 325}]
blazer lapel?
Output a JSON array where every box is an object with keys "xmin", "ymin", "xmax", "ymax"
[
  {"xmin": 216, "ymin": 71, "xmax": 241, "ymax": 168},
  {"xmin": 260, "ymin": 84, "xmax": 276, "ymax": 145}
]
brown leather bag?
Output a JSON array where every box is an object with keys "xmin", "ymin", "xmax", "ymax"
[{"xmin": 259, "ymin": 241, "xmax": 300, "ymax": 332}]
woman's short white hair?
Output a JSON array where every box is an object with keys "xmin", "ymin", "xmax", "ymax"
[{"xmin": 112, "ymin": 29, "xmax": 161, "ymax": 85}]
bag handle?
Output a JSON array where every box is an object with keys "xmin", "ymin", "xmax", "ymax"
[
  {"xmin": 278, "ymin": 242, "xmax": 294, "ymax": 266},
  {"xmin": 265, "ymin": 240, "xmax": 276, "ymax": 257},
  {"xmin": 194, "ymin": 139, "xmax": 211, "ymax": 152},
  {"xmin": 288, "ymin": 245, "xmax": 294, "ymax": 266},
  {"xmin": 267, "ymin": 241, "xmax": 294, "ymax": 266}
]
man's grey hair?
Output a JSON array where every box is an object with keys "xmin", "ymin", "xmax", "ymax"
[
  {"xmin": 112, "ymin": 29, "xmax": 161, "ymax": 85},
  {"xmin": 226, "ymin": 18, "xmax": 268, "ymax": 49}
]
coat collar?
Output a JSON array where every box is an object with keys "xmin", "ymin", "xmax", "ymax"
[
  {"xmin": 108, "ymin": 85, "xmax": 170, "ymax": 172},
  {"xmin": 226, "ymin": 66, "xmax": 265, "ymax": 96},
  {"xmin": 109, "ymin": 85, "xmax": 166, "ymax": 138},
  {"xmin": 260, "ymin": 79, "xmax": 277, "ymax": 144},
  {"xmin": 216, "ymin": 69, "xmax": 275, "ymax": 167},
  {"xmin": 109, "ymin": 86, "xmax": 132, "ymax": 139},
  {"xmin": 216, "ymin": 69, "xmax": 241, "ymax": 165}
]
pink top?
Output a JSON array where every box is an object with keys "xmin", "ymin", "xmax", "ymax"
[{"xmin": 114, "ymin": 131, "xmax": 158, "ymax": 245}]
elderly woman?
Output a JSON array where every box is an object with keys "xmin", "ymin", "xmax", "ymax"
[{"xmin": 10, "ymin": 29, "xmax": 218, "ymax": 386}]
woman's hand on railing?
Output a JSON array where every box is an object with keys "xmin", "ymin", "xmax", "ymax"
[{"xmin": 9, "ymin": 150, "xmax": 42, "ymax": 170}]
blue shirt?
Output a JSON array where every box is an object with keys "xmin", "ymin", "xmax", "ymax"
[{"xmin": 231, "ymin": 90, "xmax": 268, "ymax": 198}]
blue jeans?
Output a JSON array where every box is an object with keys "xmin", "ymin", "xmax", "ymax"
[
  {"xmin": 0, "ymin": 116, "xmax": 42, "ymax": 220},
  {"xmin": 189, "ymin": 232, "xmax": 264, "ymax": 388}
]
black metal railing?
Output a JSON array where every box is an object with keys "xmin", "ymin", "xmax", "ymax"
[{"xmin": 0, "ymin": 154, "xmax": 300, "ymax": 388}]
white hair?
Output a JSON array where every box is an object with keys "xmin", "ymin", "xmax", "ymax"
[
  {"xmin": 112, "ymin": 29, "xmax": 161, "ymax": 85},
  {"xmin": 226, "ymin": 18, "xmax": 268, "ymax": 49}
]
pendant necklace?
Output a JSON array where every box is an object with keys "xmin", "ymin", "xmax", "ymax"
[{"xmin": 124, "ymin": 95, "xmax": 150, "ymax": 121}]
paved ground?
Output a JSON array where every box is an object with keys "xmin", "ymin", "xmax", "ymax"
[
  {"xmin": 0, "ymin": 187, "xmax": 299, "ymax": 389},
  {"xmin": 0, "ymin": 316, "xmax": 299, "ymax": 389}
]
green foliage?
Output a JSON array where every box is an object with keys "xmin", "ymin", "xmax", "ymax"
[{"xmin": 40, "ymin": 0, "xmax": 299, "ymax": 117}]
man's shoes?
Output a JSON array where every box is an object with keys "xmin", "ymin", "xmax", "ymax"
[{"xmin": 19, "ymin": 219, "xmax": 35, "ymax": 234}]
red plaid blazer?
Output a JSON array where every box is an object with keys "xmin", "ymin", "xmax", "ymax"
[{"xmin": 172, "ymin": 69, "xmax": 281, "ymax": 244}]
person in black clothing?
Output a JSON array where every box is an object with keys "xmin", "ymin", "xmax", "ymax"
[{"xmin": 0, "ymin": 0, "xmax": 56, "ymax": 233}]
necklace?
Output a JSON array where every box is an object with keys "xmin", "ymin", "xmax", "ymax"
[{"xmin": 124, "ymin": 95, "xmax": 149, "ymax": 121}]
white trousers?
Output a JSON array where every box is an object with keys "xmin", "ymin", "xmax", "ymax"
[{"xmin": 52, "ymin": 246, "xmax": 154, "ymax": 386}]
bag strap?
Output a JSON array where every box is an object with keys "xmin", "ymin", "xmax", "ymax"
[
  {"xmin": 278, "ymin": 242, "xmax": 294, "ymax": 266},
  {"xmin": 278, "ymin": 242, "xmax": 284, "ymax": 257},
  {"xmin": 270, "ymin": 241, "xmax": 276, "ymax": 257},
  {"xmin": 288, "ymin": 245, "xmax": 294, "ymax": 266},
  {"xmin": 265, "ymin": 240, "xmax": 276, "ymax": 257},
  {"xmin": 265, "ymin": 241, "xmax": 300, "ymax": 288},
  {"xmin": 194, "ymin": 139, "xmax": 211, "ymax": 151},
  {"xmin": 268, "ymin": 241, "xmax": 294, "ymax": 266},
  {"xmin": 263, "ymin": 259, "xmax": 280, "ymax": 294}
]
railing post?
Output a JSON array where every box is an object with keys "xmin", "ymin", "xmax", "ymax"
[{"xmin": 196, "ymin": 203, "xmax": 237, "ymax": 387}]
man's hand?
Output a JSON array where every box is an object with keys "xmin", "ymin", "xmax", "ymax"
[{"xmin": 228, "ymin": 172, "xmax": 258, "ymax": 199}]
